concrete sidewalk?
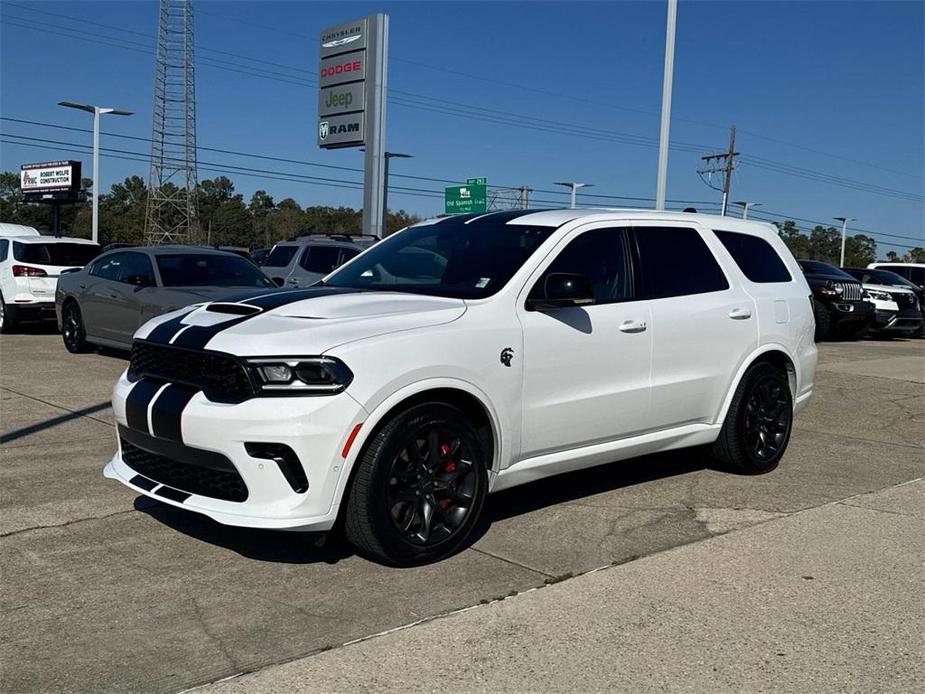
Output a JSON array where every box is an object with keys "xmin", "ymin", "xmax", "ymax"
[{"xmin": 201, "ymin": 480, "xmax": 925, "ymax": 694}]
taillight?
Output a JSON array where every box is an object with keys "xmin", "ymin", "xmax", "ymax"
[{"xmin": 12, "ymin": 265, "xmax": 47, "ymax": 277}]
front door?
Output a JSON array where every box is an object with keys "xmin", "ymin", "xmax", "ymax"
[{"xmin": 518, "ymin": 225, "xmax": 652, "ymax": 458}]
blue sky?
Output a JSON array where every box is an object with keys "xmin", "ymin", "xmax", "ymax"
[{"xmin": 1, "ymin": 0, "xmax": 922, "ymax": 255}]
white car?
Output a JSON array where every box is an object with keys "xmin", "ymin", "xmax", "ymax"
[
  {"xmin": 841, "ymin": 268, "xmax": 921, "ymax": 335},
  {"xmin": 867, "ymin": 262, "xmax": 925, "ymax": 289},
  {"xmin": 105, "ymin": 209, "xmax": 817, "ymax": 565},
  {"xmin": 0, "ymin": 229, "xmax": 100, "ymax": 333}
]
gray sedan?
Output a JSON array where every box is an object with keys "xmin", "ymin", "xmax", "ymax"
[{"xmin": 56, "ymin": 246, "xmax": 277, "ymax": 352}]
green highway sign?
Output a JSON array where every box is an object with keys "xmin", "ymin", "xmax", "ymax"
[
  {"xmin": 466, "ymin": 177, "xmax": 487, "ymax": 186},
  {"xmin": 445, "ymin": 183, "xmax": 487, "ymax": 214}
]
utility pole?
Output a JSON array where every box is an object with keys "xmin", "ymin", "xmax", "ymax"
[
  {"xmin": 518, "ymin": 185, "xmax": 532, "ymax": 210},
  {"xmin": 698, "ymin": 125, "xmax": 738, "ymax": 215},
  {"xmin": 554, "ymin": 181, "xmax": 593, "ymax": 209},
  {"xmin": 655, "ymin": 0, "xmax": 677, "ymax": 211},
  {"xmin": 834, "ymin": 216, "xmax": 855, "ymax": 267}
]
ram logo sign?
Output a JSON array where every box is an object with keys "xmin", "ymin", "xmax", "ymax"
[{"xmin": 316, "ymin": 113, "xmax": 365, "ymax": 148}]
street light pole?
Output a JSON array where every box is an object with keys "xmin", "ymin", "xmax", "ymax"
[
  {"xmin": 834, "ymin": 216, "xmax": 855, "ymax": 267},
  {"xmin": 554, "ymin": 182, "xmax": 594, "ymax": 209},
  {"xmin": 655, "ymin": 0, "xmax": 678, "ymax": 211},
  {"xmin": 733, "ymin": 200, "xmax": 761, "ymax": 219},
  {"xmin": 58, "ymin": 101, "xmax": 133, "ymax": 244},
  {"xmin": 372, "ymin": 151, "xmax": 412, "ymax": 237}
]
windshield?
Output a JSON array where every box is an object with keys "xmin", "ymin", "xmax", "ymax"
[
  {"xmin": 323, "ymin": 218, "xmax": 556, "ymax": 299},
  {"xmin": 263, "ymin": 245, "xmax": 298, "ymax": 268},
  {"xmin": 13, "ymin": 242, "xmax": 100, "ymax": 266},
  {"xmin": 798, "ymin": 260, "xmax": 854, "ymax": 279},
  {"xmin": 845, "ymin": 268, "xmax": 920, "ymax": 288},
  {"xmin": 156, "ymin": 254, "xmax": 275, "ymax": 288}
]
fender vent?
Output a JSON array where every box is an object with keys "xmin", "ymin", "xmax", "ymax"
[{"xmin": 206, "ymin": 303, "xmax": 261, "ymax": 316}]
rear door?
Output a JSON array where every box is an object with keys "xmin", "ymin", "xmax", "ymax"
[{"xmin": 634, "ymin": 224, "xmax": 758, "ymax": 430}]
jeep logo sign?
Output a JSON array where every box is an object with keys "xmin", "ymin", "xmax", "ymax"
[
  {"xmin": 317, "ymin": 112, "xmax": 365, "ymax": 148},
  {"xmin": 318, "ymin": 82, "xmax": 366, "ymax": 118}
]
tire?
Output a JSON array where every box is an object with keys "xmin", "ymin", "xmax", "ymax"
[
  {"xmin": 344, "ymin": 402, "xmax": 489, "ymax": 566},
  {"xmin": 711, "ymin": 362, "xmax": 793, "ymax": 475},
  {"xmin": 812, "ymin": 299, "xmax": 831, "ymax": 342},
  {"xmin": 0, "ymin": 292, "xmax": 17, "ymax": 334},
  {"xmin": 61, "ymin": 300, "xmax": 89, "ymax": 353}
]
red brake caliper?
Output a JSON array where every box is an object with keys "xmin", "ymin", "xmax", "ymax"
[{"xmin": 439, "ymin": 444, "xmax": 455, "ymax": 509}]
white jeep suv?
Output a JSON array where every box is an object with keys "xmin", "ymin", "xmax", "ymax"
[{"xmin": 105, "ymin": 209, "xmax": 817, "ymax": 565}]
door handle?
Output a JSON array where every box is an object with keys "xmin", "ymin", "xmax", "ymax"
[
  {"xmin": 729, "ymin": 307, "xmax": 752, "ymax": 320},
  {"xmin": 78, "ymin": 283, "xmax": 86, "ymax": 289},
  {"xmin": 108, "ymin": 293, "xmax": 119, "ymax": 299},
  {"xmin": 619, "ymin": 319, "xmax": 647, "ymax": 333}
]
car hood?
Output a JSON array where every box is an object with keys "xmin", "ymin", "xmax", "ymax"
[
  {"xmin": 860, "ymin": 283, "xmax": 915, "ymax": 294},
  {"xmin": 135, "ymin": 288, "xmax": 467, "ymax": 355},
  {"xmin": 803, "ymin": 272, "xmax": 859, "ymax": 284}
]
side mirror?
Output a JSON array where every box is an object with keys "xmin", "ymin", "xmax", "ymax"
[
  {"xmin": 126, "ymin": 274, "xmax": 153, "ymax": 287},
  {"xmin": 526, "ymin": 273, "xmax": 595, "ymax": 311}
]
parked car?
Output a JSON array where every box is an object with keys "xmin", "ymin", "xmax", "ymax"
[
  {"xmin": 249, "ymin": 248, "xmax": 269, "ymax": 265},
  {"xmin": 1, "ymin": 231, "xmax": 100, "ymax": 333},
  {"xmin": 56, "ymin": 246, "xmax": 277, "ymax": 352},
  {"xmin": 106, "ymin": 209, "xmax": 816, "ymax": 566},
  {"xmin": 797, "ymin": 260, "xmax": 874, "ymax": 341},
  {"xmin": 867, "ymin": 262, "xmax": 925, "ymax": 289},
  {"xmin": 843, "ymin": 267, "xmax": 923, "ymax": 337},
  {"xmin": 262, "ymin": 234, "xmax": 378, "ymax": 288}
]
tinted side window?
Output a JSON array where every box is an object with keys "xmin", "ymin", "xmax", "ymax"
[
  {"xmin": 300, "ymin": 246, "xmax": 341, "ymax": 274},
  {"xmin": 909, "ymin": 268, "xmax": 925, "ymax": 287},
  {"xmin": 635, "ymin": 227, "xmax": 729, "ymax": 299},
  {"xmin": 0, "ymin": 240, "xmax": 8, "ymax": 261},
  {"xmin": 530, "ymin": 227, "xmax": 633, "ymax": 304},
  {"xmin": 339, "ymin": 248, "xmax": 360, "ymax": 266},
  {"xmin": 714, "ymin": 230, "xmax": 792, "ymax": 283},
  {"xmin": 116, "ymin": 252, "xmax": 155, "ymax": 284},
  {"xmin": 263, "ymin": 245, "xmax": 298, "ymax": 268},
  {"xmin": 90, "ymin": 253, "xmax": 128, "ymax": 281}
]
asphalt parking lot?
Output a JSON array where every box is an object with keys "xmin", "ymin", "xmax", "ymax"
[{"xmin": 1, "ymin": 329, "xmax": 923, "ymax": 693}]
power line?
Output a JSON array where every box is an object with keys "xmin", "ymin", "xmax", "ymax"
[{"xmin": 6, "ymin": 11, "xmax": 922, "ymax": 203}]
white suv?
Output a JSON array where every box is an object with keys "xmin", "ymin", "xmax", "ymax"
[
  {"xmin": 0, "ymin": 230, "xmax": 100, "ymax": 333},
  {"xmin": 105, "ymin": 209, "xmax": 817, "ymax": 565}
]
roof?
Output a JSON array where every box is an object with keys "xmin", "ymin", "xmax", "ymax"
[
  {"xmin": 0, "ymin": 223, "xmax": 40, "ymax": 237},
  {"xmin": 417, "ymin": 208, "xmax": 779, "ymax": 235},
  {"xmin": 10, "ymin": 235, "xmax": 99, "ymax": 245}
]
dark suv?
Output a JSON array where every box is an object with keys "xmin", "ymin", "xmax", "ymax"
[{"xmin": 798, "ymin": 259, "xmax": 874, "ymax": 340}]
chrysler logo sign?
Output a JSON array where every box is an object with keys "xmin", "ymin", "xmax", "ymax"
[{"xmin": 322, "ymin": 35, "xmax": 361, "ymax": 50}]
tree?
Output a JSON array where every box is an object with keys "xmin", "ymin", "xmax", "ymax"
[
  {"xmin": 807, "ymin": 225, "xmax": 841, "ymax": 265},
  {"xmin": 843, "ymin": 234, "xmax": 877, "ymax": 267},
  {"xmin": 904, "ymin": 247, "xmax": 925, "ymax": 263},
  {"xmin": 886, "ymin": 250, "xmax": 900, "ymax": 262},
  {"xmin": 775, "ymin": 220, "xmax": 810, "ymax": 258}
]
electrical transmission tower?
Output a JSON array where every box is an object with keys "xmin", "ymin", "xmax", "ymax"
[
  {"xmin": 145, "ymin": 0, "xmax": 199, "ymax": 245},
  {"xmin": 697, "ymin": 125, "xmax": 738, "ymax": 216}
]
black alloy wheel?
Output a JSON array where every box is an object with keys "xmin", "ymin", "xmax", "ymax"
[
  {"xmin": 344, "ymin": 403, "xmax": 489, "ymax": 566},
  {"xmin": 742, "ymin": 376, "xmax": 791, "ymax": 463},
  {"xmin": 386, "ymin": 427, "xmax": 477, "ymax": 546},
  {"xmin": 712, "ymin": 361, "xmax": 793, "ymax": 474},
  {"xmin": 62, "ymin": 301, "xmax": 88, "ymax": 353}
]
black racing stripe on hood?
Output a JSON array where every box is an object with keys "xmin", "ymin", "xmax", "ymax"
[
  {"xmin": 167, "ymin": 288, "xmax": 364, "ymax": 350},
  {"xmin": 146, "ymin": 309, "xmax": 196, "ymax": 344}
]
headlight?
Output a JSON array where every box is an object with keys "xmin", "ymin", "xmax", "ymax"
[
  {"xmin": 244, "ymin": 356, "xmax": 353, "ymax": 395},
  {"xmin": 864, "ymin": 289, "xmax": 892, "ymax": 302},
  {"xmin": 818, "ymin": 282, "xmax": 843, "ymax": 296}
]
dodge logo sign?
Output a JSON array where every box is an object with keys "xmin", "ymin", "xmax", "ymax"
[{"xmin": 319, "ymin": 121, "xmax": 329, "ymax": 140}]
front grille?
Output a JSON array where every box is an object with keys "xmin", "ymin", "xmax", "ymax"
[
  {"xmin": 129, "ymin": 341, "xmax": 253, "ymax": 403},
  {"xmin": 890, "ymin": 292, "xmax": 917, "ymax": 309},
  {"xmin": 833, "ymin": 281, "xmax": 863, "ymax": 301},
  {"xmin": 120, "ymin": 437, "xmax": 248, "ymax": 502}
]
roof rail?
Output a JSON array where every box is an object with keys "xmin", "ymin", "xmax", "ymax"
[{"xmin": 286, "ymin": 233, "xmax": 380, "ymax": 242}]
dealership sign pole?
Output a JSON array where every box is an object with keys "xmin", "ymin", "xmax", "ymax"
[{"xmin": 318, "ymin": 15, "xmax": 389, "ymax": 238}]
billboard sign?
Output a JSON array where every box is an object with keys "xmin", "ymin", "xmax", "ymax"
[
  {"xmin": 445, "ymin": 183, "xmax": 488, "ymax": 214},
  {"xmin": 318, "ymin": 81, "xmax": 366, "ymax": 117},
  {"xmin": 20, "ymin": 161, "xmax": 81, "ymax": 202}
]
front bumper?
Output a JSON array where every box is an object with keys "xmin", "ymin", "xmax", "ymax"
[
  {"xmin": 872, "ymin": 309, "xmax": 923, "ymax": 332},
  {"xmin": 105, "ymin": 371, "xmax": 367, "ymax": 531}
]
